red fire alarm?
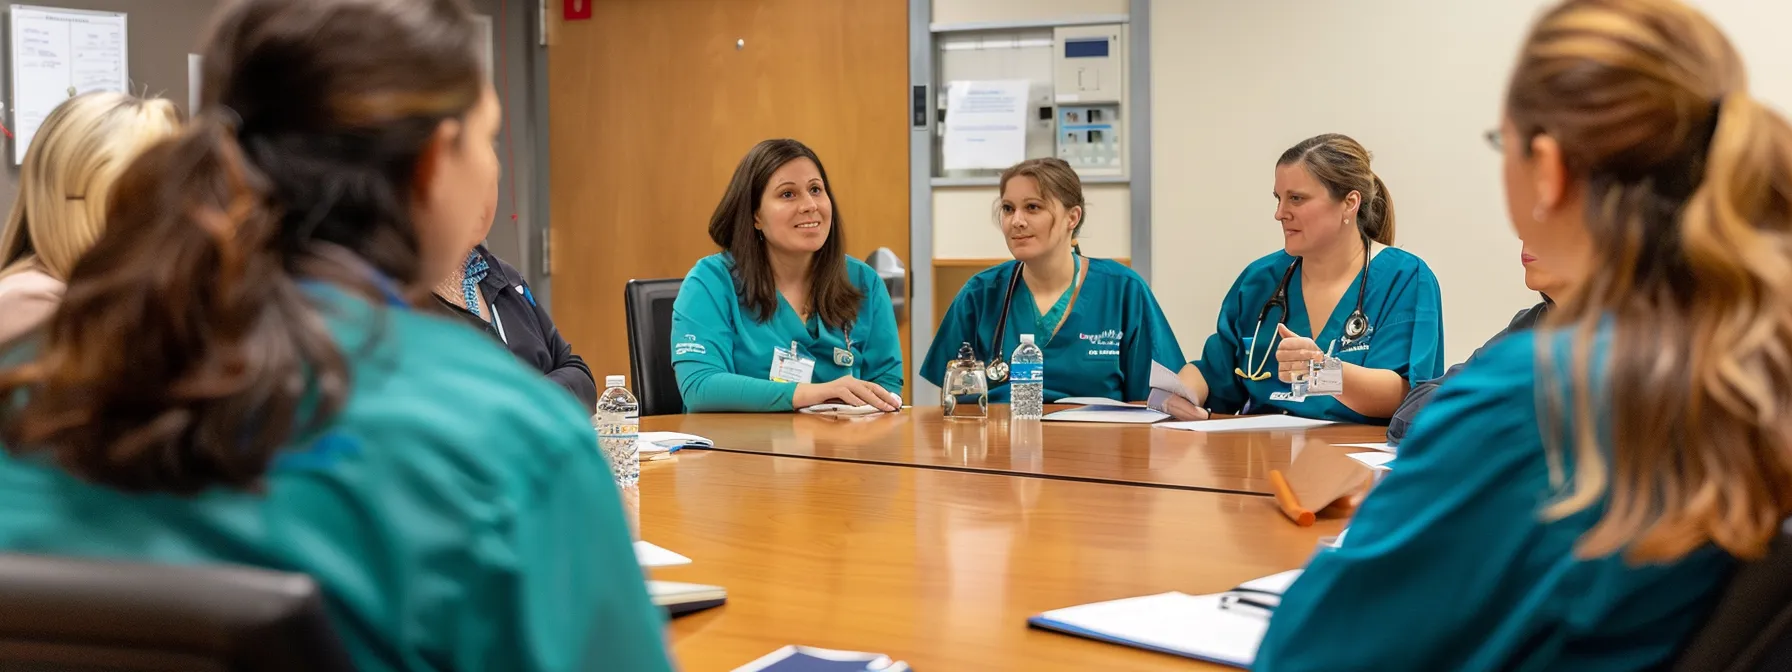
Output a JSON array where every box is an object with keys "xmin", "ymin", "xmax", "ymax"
[{"xmin": 564, "ymin": 0, "xmax": 591, "ymax": 20}]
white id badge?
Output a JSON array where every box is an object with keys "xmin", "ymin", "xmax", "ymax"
[
  {"xmin": 1305, "ymin": 354, "xmax": 1344, "ymax": 396},
  {"xmin": 770, "ymin": 343, "xmax": 816, "ymax": 384}
]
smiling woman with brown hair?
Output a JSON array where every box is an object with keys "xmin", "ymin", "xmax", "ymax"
[{"xmin": 671, "ymin": 138, "xmax": 903, "ymax": 413}]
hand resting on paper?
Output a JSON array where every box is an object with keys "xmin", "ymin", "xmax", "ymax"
[
  {"xmin": 794, "ymin": 375, "xmax": 900, "ymax": 412},
  {"xmin": 1161, "ymin": 396, "xmax": 1211, "ymax": 421}
]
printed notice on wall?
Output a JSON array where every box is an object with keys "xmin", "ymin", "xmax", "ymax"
[
  {"xmin": 943, "ymin": 80, "xmax": 1029, "ymax": 171},
  {"xmin": 10, "ymin": 5, "xmax": 129, "ymax": 164}
]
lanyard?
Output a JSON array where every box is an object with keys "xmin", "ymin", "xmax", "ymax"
[{"xmin": 1043, "ymin": 255, "xmax": 1087, "ymax": 344}]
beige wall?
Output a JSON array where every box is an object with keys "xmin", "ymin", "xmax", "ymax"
[
  {"xmin": 1150, "ymin": 0, "xmax": 1792, "ymax": 367},
  {"xmin": 934, "ymin": 184, "xmax": 1131, "ymax": 260},
  {"xmin": 934, "ymin": 0, "xmax": 1126, "ymax": 26}
]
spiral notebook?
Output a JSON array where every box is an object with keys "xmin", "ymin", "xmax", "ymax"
[{"xmin": 1027, "ymin": 570, "xmax": 1302, "ymax": 669}]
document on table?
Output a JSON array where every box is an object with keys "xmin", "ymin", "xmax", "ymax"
[
  {"xmin": 1334, "ymin": 441, "xmax": 1394, "ymax": 453},
  {"xmin": 1347, "ymin": 452, "xmax": 1396, "ymax": 469},
  {"xmin": 1157, "ymin": 415, "xmax": 1335, "ymax": 433},
  {"xmin": 634, "ymin": 541, "xmax": 692, "ymax": 568},
  {"xmin": 942, "ymin": 79, "xmax": 1029, "ymax": 170},
  {"xmin": 1028, "ymin": 569, "xmax": 1304, "ymax": 669},
  {"xmin": 1044, "ymin": 397, "xmax": 1168, "ymax": 424}
]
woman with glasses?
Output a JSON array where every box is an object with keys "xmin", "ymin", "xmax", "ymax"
[
  {"xmin": 1256, "ymin": 0, "xmax": 1792, "ymax": 668},
  {"xmin": 1158, "ymin": 134, "xmax": 1444, "ymax": 423}
]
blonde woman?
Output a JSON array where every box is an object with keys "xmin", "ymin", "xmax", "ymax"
[
  {"xmin": 1257, "ymin": 0, "xmax": 1792, "ymax": 670},
  {"xmin": 0, "ymin": 92, "xmax": 180, "ymax": 342}
]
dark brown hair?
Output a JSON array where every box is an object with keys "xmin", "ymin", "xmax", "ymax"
[
  {"xmin": 708, "ymin": 139, "xmax": 862, "ymax": 329},
  {"xmin": 1509, "ymin": 0, "xmax": 1792, "ymax": 562},
  {"xmin": 0, "ymin": 0, "xmax": 485, "ymax": 494},
  {"xmin": 1276, "ymin": 133, "xmax": 1396, "ymax": 245},
  {"xmin": 997, "ymin": 157, "xmax": 1086, "ymax": 243}
]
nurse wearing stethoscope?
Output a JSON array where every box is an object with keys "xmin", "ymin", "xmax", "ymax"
[{"xmin": 1157, "ymin": 134, "xmax": 1445, "ymax": 424}]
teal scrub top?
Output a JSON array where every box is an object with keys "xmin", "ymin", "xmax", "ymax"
[
  {"xmin": 0, "ymin": 286, "xmax": 673, "ymax": 672},
  {"xmin": 672, "ymin": 252, "xmax": 903, "ymax": 412},
  {"xmin": 921, "ymin": 256, "xmax": 1186, "ymax": 402},
  {"xmin": 1256, "ymin": 328, "xmax": 1732, "ymax": 672},
  {"xmin": 1191, "ymin": 247, "xmax": 1444, "ymax": 423}
]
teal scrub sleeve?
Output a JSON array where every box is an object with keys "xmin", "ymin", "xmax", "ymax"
[
  {"xmin": 857, "ymin": 274, "xmax": 904, "ymax": 396},
  {"xmin": 921, "ymin": 283, "xmax": 982, "ymax": 388},
  {"xmin": 1119, "ymin": 281, "xmax": 1187, "ymax": 402},
  {"xmin": 475, "ymin": 421, "xmax": 672, "ymax": 672},
  {"xmin": 1193, "ymin": 274, "xmax": 1252, "ymax": 413},
  {"xmin": 671, "ymin": 269, "xmax": 798, "ymax": 412},
  {"xmin": 1363, "ymin": 269, "xmax": 1446, "ymax": 386},
  {"xmin": 1255, "ymin": 338, "xmax": 1559, "ymax": 671}
]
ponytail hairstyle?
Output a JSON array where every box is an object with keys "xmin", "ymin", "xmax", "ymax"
[
  {"xmin": 1276, "ymin": 133, "xmax": 1396, "ymax": 245},
  {"xmin": 1509, "ymin": 0, "xmax": 1792, "ymax": 562},
  {"xmin": 0, "ymin": 0, "xmax": 485, "ymax": 494},
  {"xmin": 997, "ymin": 158, "xmax": 1087, "ymax": 254},
  {"xmin": 0, "ymin": 92, "xmax": 181, "ymax": 281}
]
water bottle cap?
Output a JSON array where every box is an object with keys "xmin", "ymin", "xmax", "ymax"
[
  {"xmin": 1020, "ymin": 334, "xmax": 1035, "ymax": 345},
  {"xmin": 606, "ymin": 375, "xmax": 626, "ymax": 388}
]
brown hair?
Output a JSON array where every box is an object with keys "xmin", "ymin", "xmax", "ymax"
[
  {"xmin": 997, "ymin": 158, "xmax": 1087, "ymax": 245},
  {"xmin": 0, "ymin": 0, "xmax": 485, "ymax": 494},
  {"xmin": 708, "ymin": 139, "xmax": 862, "ymax": 330},
  {"xmin": 1276, "ymin": 133, "xmax": 1395, "ymax": 245},
  {"xmin": 1510, "ymin": 0, "xmax": 1792, "ymax": 562}
]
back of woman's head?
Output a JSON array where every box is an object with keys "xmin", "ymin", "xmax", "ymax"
[
  {"xmin": 1276, "ymin": 133, "xmax": 1395, "ymax": 245},
  {"xmin": 1509, "ymin": 0, "xmax": 1792, "ymax": 562},
  {"xmin": 0, "ymin": 93, "xmax": 180, "ymax": 281},
  {"xmin": 0, "ymin": 0, "xmax": 487, "ymax": 494}
]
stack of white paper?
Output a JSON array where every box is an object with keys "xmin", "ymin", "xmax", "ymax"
[
  {"xmin": 1156, "ymin": 415, "xmax": 1335, "ymax": 433},
  {"xmin": 1028, "ymin": 570, "xmax": 1303, "ymax": 669}
]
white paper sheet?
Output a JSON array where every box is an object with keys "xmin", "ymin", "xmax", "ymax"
[
  {"xmin": 638, "ymin": 431, "xmax": 713, "ymax": 452},
  {"xmin": 1156, "ymin": 415, "xmax": 1335, "ymax": 433},
  {"xmin": 10, "ymin": 5, "xmax": 129, "ymax": 164},
  {"xmin": 942, "ymin": 79, "xmax": 1028, "ymax": 170},
  {"xmin": 1034, "ymin": 592, "xmax": 1266, "ymax": 668},
  {"xmin": 1334, "ymin": 441, "xmax": 1395, "ymax": 453},
  {"xmin": 1149, "ymin": 361, "xmax": 1198, "ymax": 403},
  {"xmin": 634, "ymin": 540, "xmax": 692, "ymax": 568},
  {"xmin": 1347, "ymin": 452, "xmax": 1396, "ymax": 469},
  {"xmin": 1054, "ymin": 396, "xmax": 1136, "ymax": 407}
]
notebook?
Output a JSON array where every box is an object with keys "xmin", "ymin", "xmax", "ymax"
[
  {"xmin": 732, "ymin": 646, "xmax": 910, "ymax": 672},
  {"xmin": 648, "ymin": 580, "xmax": 727, "ymax": 617},
  {"xmin": 1043, "ymin": 398, "xmax": 1169, "ymax": 424},
  {"xmin": 639, "ymin": 431, "xmax": 713, "ymax": 453},
  {"xmin": 1028, "ymin": 569, "xmax": 1303, "ymax": 669}
]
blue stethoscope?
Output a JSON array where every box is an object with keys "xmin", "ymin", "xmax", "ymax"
[{"xmin": 1235, "ymin": 237, "xmax": 1372, "ymax": 382}]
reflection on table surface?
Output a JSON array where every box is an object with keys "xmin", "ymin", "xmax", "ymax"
[
  {"xmin": 643, "ymin": 405, "xmax": 1389, "ymax": 495},
  {"xmin": 642, "ymin": 450, "xmax": 1344, "ymax": 671}
]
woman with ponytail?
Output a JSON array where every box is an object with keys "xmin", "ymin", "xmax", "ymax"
[
  {"xmin": 1160, "ymin": 133, "xmax": 1445, "ymax": 423},
  {"xmin": 1256, "ymin": 1, "xmax": 1792, "ymax": 670},
  {"xmin": 0, "ymin": 0, "xmax": 672, "ymax": 670},
  {"xmin": 0, "ymin": 92, "xmax": 179, "ymax": 342}
]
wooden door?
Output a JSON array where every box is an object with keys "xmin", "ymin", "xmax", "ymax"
[{"xmin": 548, "ymin": 0, "xmax": 912, "ymax": 401}]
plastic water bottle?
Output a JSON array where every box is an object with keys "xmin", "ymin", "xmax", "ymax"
[
  {"xmin": 595, "ymin": 375, "xmax": 640, "ymax": 487},
  {"xmin": 1011, "ymin": 334, "xmax": 1044, "ymax": 420}
]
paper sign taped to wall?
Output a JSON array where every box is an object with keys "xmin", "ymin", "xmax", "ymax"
[{"xmin": 943, "ymin": 79, "xmax": 1028, "ymax": 170}]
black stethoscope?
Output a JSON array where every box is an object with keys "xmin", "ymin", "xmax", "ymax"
[
  {"xmin": 1235, "ymin": 236, "xmax": 1372, "ymax": 382},
  {"xmin": 983, "ymin": 255, "xmax": 1084, "ymax": 384}
]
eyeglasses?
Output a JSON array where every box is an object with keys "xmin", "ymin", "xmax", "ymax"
[{"xmin": 1484, "ymin": 128, "xmax": 1503, "ymax": 152}]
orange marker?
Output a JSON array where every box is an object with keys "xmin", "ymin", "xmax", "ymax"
[{"xmin": 1269, "ymin": 469, "xmax": 1315, "ymax": 527}]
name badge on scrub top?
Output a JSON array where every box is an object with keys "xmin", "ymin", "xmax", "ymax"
[
  {"xmin": 771, "ymin": 341, "xmax": 816, "ymax": 384},
  {"xmin": 833, "ymin": 347, "xmax": 854, "ymax": 367}
]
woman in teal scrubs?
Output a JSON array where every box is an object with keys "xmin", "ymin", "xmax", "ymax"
[
  {"xmin": 0, "ymin": 1, "xmax": 670, "ymax": 670},
  {"xmin": 1159, "ymin": 134, "xmax": 1443, "ymax": 424},
  {"xmin": 673, "ymin": 139, "xmax": 903, "ymax": 413},
  {"xmin": 1257, "ymin": 1, "xmax": 1792, "ymax": 670},
  {"xmin": 922, "ymin": 158, "xmax": 1184, "ymax": 402}
]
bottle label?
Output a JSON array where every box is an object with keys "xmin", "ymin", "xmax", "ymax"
[{"xmin": 1009, "ymin": 362, "xmax": 1043, "ymax": 385}]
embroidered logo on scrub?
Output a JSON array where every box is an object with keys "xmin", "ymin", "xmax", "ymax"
[
  {"xmin": 1079, "ymin": 329, "xmax": 1122, "ymax": 357},
  {"xmin": 674, "ymin": 334, "xmax": 707, "ymax": 356},
  {"xmin": 1338, "ymin": 325, "xmax": 1375, "ymax": 354}
]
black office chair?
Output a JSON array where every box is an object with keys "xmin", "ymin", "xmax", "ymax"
[
  {"xmin": 0, "ymin": 553, "xmax": 354, "ymax": 671},
  {"xmin": 625, "ymin": 278, "xmax": 684, "ymax": 417},
  {"xmin": 1670, "ymin": 519, "xmax": 1792, "ymax": 672}
]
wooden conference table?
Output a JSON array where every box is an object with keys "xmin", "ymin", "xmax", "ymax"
[{"xmin": 638, "ymin": 406, "xmax": 1383, "ymax": 671}]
